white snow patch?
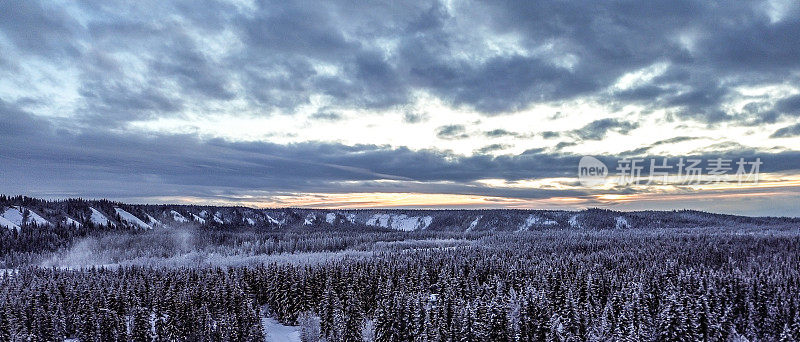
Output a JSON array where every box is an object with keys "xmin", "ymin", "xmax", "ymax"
[
  {"xmin": 0, "ymin": 215, "xmax": 20, "ymax": 231},
  {"xmin": 367, "ymin": 214, "xmax": 390, "ymax": 227},
  {"xmin": 518, "ymin": 214, "xmax": 557, "ymax": 231},
  {"xmin": 568, "ymin": 215, "xmax": 577, "ymax": 228},
  {"xmin": 114, "ymin": 208, "xmax": 152, "ymax": 230},
  {"xmin": 325, "ymin": 212, "xmax": 336, "ymax": 224},
  {"xmin": 64, "ymin": 216, "xmax": 83, "ymax": 228},
  {"xmin": 25, "ymin": 208, "xmax": 51, "ymax": 226},
  {"xmin": 467, "ymin": 216, "xmax": 482, "ymax": 232},
  {"xmin": 304, "ymin": 214, "xmax": 315, "ymax": 225},
  {"xmin": 615, "ymin": 216, "xmax": 631, "ymax": 229},
  {"xmin": 2, "ymin": 206, "xmax": 51, "ymax": 227},
  {"xmin": 0, "ymin": 268, "xmax": 19, "ymax": 278},
  {"xmin": 213, "ymin": 213, "xmax": 224, "ymax": 224},
  {"xmin": 261, "ymin": 317, "xmax": 300, "ymax": 342},
  {"xmin": 419, "ymin": 216, "xmax": 433, "ymax": 230},
  {"xmin": 146, "ymin": 214, "xmax": 163, "ymax": 227},
  {"xmin": 366, "ymin": 214, "xmax": 433, "ymax": 231},
  {"xmin": 171, "ymin": 210, "xmax": 189, "ymax": 223},
  {"xmin": 190, "ymin": 213, "xmax": 206, "ymax": 224},
  {"xmin": 345, "ymin": 213, "xmax": 356, "ymax": 223},
  {"xmin": 89, "ymin": 207, "xmax": 114, "ymax": 227},
  {"xmin": 246, "ymin": 217, "xmax": 256, "ymax": 225},
  {"xmin": 265, "ymin": 214, "xmax": 284, "ymax": 226},
  {"xmin": 199, "ymin": 210, "xmax": 208, "ymax": 218},
  {"xmin": 1, "ymin": 207, "xmax": 24, "ymax": 227}
]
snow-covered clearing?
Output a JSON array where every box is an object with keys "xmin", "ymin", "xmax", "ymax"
[
  {"xmin": 171, "ymin": 210, "xmax": 189, "ymax": 223},
  {"xmin": 2, "ymin": 206, "xmax": 51, "ymax": 228},
  {"xmin": 115, "ymin": 208, "xmax": 152, "ymax": 229},
  {"xmin": 261, "ymin": 317, "xmax": 300, "ymax": 342},
  {"xmin": 517, "ymin": 214, "xmax": 558, "ymax": 231},
  {"xmin": 0, "ymin": 215, "xmax": 20, "ymax": 231},
  {"xmin": 265, "ymin": 214, "xmax": 284, "ymax": 226},
  {"xmin": 64, "ymin": 216, "xmax": 83, "ymax": 228},
  {"xmin": 467, "ymin": 215, "xmax": 482, "ymax": 232},
  {"xmin": 0, "ymin": 268, "xmax": 18, "ymax": 278},
  {"xmin": 190, "ymin": 213, "xmax": 206, "ymax": 224},
  {"xmin": 89, "ymin": 207, "xmax": 114, "ymax": 226},
  {"xmin": 366, "ymin": 214, "xmax": 433, "ymax": 231},
  {"xmin": 146, "ymin": 214, "xmax": 163, "ymax": 227}
]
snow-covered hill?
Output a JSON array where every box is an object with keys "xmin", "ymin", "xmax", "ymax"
[
  {"xmin": 89, "ymin": 207, "xmax": 115, "ymax": 227},
  {"xmin": 2, "ymin": 196, "xmax": 798, "ymax": 232}
]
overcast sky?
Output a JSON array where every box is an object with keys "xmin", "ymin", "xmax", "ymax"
[{"xmin": 1, "ymin": 0, "xmax": 799, "ymax": 215}]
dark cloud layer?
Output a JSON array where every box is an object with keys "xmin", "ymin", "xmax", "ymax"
[
  {"xmin": 1, "ymin": 0, "xmax": 799, "ymax": 123},
  {"xmin": 2, "ymin": 102, "xmax": 799, "ymax": 202},
  {"xmin": 771, "ymin": 123, "xmax": 800, "ymax": 138}
]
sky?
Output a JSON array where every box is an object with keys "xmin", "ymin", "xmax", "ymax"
[{"xmin": 1, "ymin": 0, "xmax": 799, "ymax": 216}]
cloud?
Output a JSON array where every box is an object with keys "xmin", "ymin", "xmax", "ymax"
[
  {"xmin": 621, "ymin": 136, "xmax": 699, "ymax": 155},
  {"xmin": 0, "ymin": 0, "xmax": 80, "ymax": 58},
  {"xmin": 435, "ymin": 125, "xmax": 469, "ymax": 140},
  {"xmin": 0, "ymin": 0, "xmax": 797, "ymax": 124},
  {"xmin": 475, "ymin": 144, "xmax": 511, "ymax": 154},
  {"xmin": 650, "ymin": 136, "xmax": 697, "ymax": 146},
  {"xmin": 310, "ymin": 111, "xmax": 343, "ymax": 121},
  {"xmin": 571, "ymin": 118, "xmax": 639, "ymax": 140},
  {"xmin": 403, "ymin": 111, "xmax": 429, "ymax": 123},
  {"xmin": 771, "ymin": 123, "xmax": 800, "ymax": 138},
  {"xmin": 775, "ymin": 94, "xmax": 800, "ymax": 116},
  {"xmin": 484, "ymin": 129, "xmax": 519, "ymax": 138},
  {"xmin": 541, "ymin": 131, "xmax": 560, "ymax": 139},
  {"xmin": 554, "ymin": 141, "xmax": 577, "ymax": 151}
]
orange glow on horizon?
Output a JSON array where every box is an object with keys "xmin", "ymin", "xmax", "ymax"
[{"xmin": 143, "ymin": 173, "xmax": 800, "ymax": 210}]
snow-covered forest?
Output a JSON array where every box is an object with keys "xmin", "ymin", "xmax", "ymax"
[{"xmin": 1, "ymin": 195, "xmax": 799, "ymax": 341}]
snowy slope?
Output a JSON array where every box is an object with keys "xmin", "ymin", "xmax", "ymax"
[
  {"xmin": 304, "ymin": 214, "xmax": 315, "ymax": 225},
  {"xmin": 146, "ymin": 214, "xmax": 163, "ymax": 227},
  {"xmin": 568, "ymin": 214, "xmax": 580, "ymax": 229},
  {"xmin": 23, "ymin": 207, "xmax": 52, "ymax": 226},
  {"xmin": 89, "ymin": 207, "xmax": 114, "ymax": 226},
  {"xmin": 366, "ymin": 214, "xmax": 433, "ymax": 231},
  {"xmin": 265, "ymin": 214, "xmax": 284, "ymax": 226},
  {"xmin": 2, "ymin": 206, "xmax": 51, "ymax": 227},
  {"xmin": 517, "ymin": 214, "xmax": 558, "ymax": 231},
  {"xmin": 2, "ymin": 207, "xmax": 24, "ymax": 226},
  {"xmin": 114, "ymin": 208, "xmax": 152, "ymax": 229},
  {"xmin": 467, "ymin": 216, "xmax": 482, "ymax": 232},
  {"xmin": 0, "ymin": 215, "xmax": 20, "ymax": 231},
  {"xmin": 64, "ymin": 216, "xmax": 83, "ymax": 228},
  {"xmin": 615, "ymin": 216, "xmax": 631, "ymax": 229},
  {"xmin": 171, "ymin": 210, "xmax": 189, "ymax": 223},
  {"xmin": 190, "ymin": 213, "xmax": 206, "ymax": 224}
]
